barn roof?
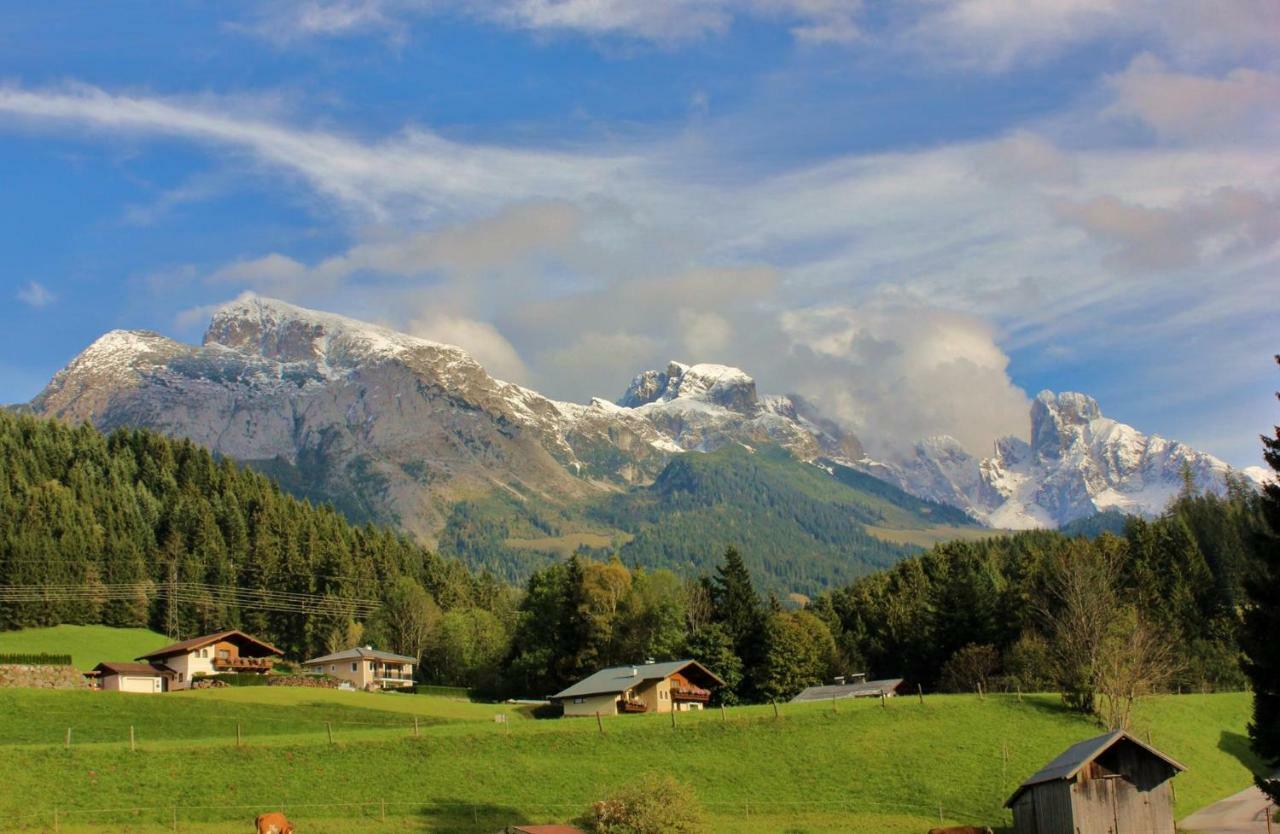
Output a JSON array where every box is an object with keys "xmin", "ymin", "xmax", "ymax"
[
  {"xmin": 137, "ymin": 629, "xmax": 284, "ymax": 661},
  {"xmin": 92, "ymin": 661, "xmax": 173, "ymax": 677},
  {"xmin": 1005, "ymin": 730, "xmax": 1186, "ymax": 806},
  {"xmin": 550, "ymin": 660, "xmax": 723, "ymax": 700},
  {"xmin": 790, "ymin": 678, "xmax": 904, "ymax": 702},
  {"xmin": 303, "ymin": 646, "xmax": 417, "ymax": 665}
]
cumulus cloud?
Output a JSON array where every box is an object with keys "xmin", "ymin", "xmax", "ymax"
[
  {"xmin": 16, "ymin": 281, "xmax": 55, "ymax": 308},
  {"xmin": 1055, "ymin": 188, "xmax": 1280, "ymax": 271},
  {"xmin": 906, "ymin": 0, "xmax": 1280, "ymax": 70},
  {"xmin": 406, "ymin": 313, "xmax": 531, "ymax": 383},
  {"xmin": 1104, "ymin": 55, "xmax": 1280, "ymax": 144}
]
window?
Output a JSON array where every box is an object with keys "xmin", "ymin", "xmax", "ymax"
[
  {"xmin": 178, "ymin": 673, "xmax": 184, "ymax": 682},
  {"xmin": 573, "ymin": 697, "xmax": 585, "ymax": 704},
  {"xmin": 351, "ymin": 663, "xmax": 358, "ymax": 672},
  {"xmin": 330, "ymin": 665, "xmax": 336, "ymax": 673}
]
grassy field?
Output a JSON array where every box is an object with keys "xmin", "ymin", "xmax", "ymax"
[
  {"xmin": 0, "ymin": 687, "xmax": 1263, "ymax": 834},
  {"xmin": 0, "ymin": 625, "xmax": 170, "ymax": 670}
]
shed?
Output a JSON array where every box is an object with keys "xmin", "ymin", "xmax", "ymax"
[
  {"xmin": 790, "ymin": 676, "xmax": 903, "ymax": 703},
  {"xmin": 1005, "ymin": 730, "xmax": 1185, "ymax": 834},
  {"xmin": 91, "ymin": 662, "xmax": 173, "ymax": 693}
]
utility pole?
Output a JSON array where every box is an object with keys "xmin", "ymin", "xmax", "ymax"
[{"xmin": 166, "ymin": 560, "xmax": 179, "ymax": 640}]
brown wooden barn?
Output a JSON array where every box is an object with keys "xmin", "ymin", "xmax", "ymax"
[{"xmin": 1005, "ymin": 730, "xmax": 1185, "ymax": 834}]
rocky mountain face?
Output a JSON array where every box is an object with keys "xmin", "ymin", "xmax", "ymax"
[
  {"xmin": 29, "ymin": 295, "xmax": 1247, "ymax": 538},
  {"xmin": 29, "ymin": 296, "xmax": 857, "ymax": 540},
  {"xmin": 861, "ymin": 390, "xmax": 1249, "ymax": 529}
]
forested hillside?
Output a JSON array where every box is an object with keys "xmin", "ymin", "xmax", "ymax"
[
  {"xmin": 0, "ymin": 411, "xmax": 512, "ymax": 661},
  {"xmin": 0, "ymin": 411, "xmax": 1266, "ymax": 711}
]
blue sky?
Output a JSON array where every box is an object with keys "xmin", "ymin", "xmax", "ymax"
[{"xmin": 1, "ymin": 0, "xmax": 1277, "ymax": 467}]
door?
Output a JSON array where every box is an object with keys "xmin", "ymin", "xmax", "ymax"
[{"xmin": 120, "ymin": 676, "xmax": 160, "ymax": 693}]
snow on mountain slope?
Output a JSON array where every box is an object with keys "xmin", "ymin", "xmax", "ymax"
[
  {"xmin": 867, "ymin": 390, "xmax": 1250, "ymax": 528},
  {"xmin": 30, "ymin": 295, "xmax": 1249, "ymax": 537}
]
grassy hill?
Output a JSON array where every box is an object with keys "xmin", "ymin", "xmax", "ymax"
[
  {"xmin": 0, "ymin": 688, "xmax": 1262, "ymax": 834},
  {"xmin": 0, "ymin": 625, "xmax": 170, "ymax": 670}
]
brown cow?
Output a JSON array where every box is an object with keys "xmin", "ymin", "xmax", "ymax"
[
  {"xmin": 928, "ymin": 828, "xmax": 993, "ymax": 834},
  {"xmin": 255, "ymin": 812, "xmax": 294, "ymax": 834}
]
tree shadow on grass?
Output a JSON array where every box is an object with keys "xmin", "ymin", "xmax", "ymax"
[
  {"xmin": 1219, "ymin": 730, "xmax": 1268, "ymax": 776},
  {"xmin": 418, "ymin": 799, "xmax": 555, "ymax": 833}
]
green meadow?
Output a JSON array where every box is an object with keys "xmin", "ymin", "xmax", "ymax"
[
  {"xmin": 0, "ymin": 686, "xmax": 1263, "ymax": 834},
  {"xmin": 0, "ymin": 625, "xmax": 170, "ymax": 670}
]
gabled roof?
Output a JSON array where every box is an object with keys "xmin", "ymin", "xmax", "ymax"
[
  {"xmin": 790, "ymin": 678, "xmax": 904, "ymax": 702},
  {"xmin": 93, "ymin": 661, "xmax": 173, "ymax": 677},
  {"xmin": 550, "ymin": 660, "xmax": 724, "ymax": 700},
  {"xmin": 1005, "ymin": 730, "xmax": 1186, "ymax": 806},
  {"xmin": 303, "ymin": 646, "xmax": 417, "ymax": 665},
  {"xmin": 137, "ymin": 629, "xmax": 284, "ymax": 661}
]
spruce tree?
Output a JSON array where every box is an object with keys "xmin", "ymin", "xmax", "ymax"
[{"xmin": 1243, "ymin": 356, "xmax": 1280, "ymax": 801}]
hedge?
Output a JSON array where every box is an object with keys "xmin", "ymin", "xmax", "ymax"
[{"xmin": 0, "ymin": 653, "xmax": 72, "ymax": 666}]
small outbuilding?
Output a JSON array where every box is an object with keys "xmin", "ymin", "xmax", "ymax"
[
  {"xmin": 91, "ymin": 661, "xmax": 173, "ymax": 693},
  {"xmin": 550, "ymin": 659, "xmax": 723, "ymax": 717},
  {"xmin": 1005, "ymin": 730, "xmax": 1185, "ymax": 834},
  {"xmin": 790, "ymin": 673, "xmax": 904, "ymax": 703}
]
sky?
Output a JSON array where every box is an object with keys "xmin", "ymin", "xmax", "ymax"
[{"xmin": 1, "ymin": 0, "xmax": 1277, "ymax": 467}]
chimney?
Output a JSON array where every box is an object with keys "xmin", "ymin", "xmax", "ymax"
[
  {"xmin": 630, "ymin": 667, "xmax": 638, "ymax": 677},
  {"xmin": 644, "ymin": 658, "xmax": 656, "ymax": 665},
  {"xmin": 834, "ymin": 675, "xmax": 846, "ymax": 686}
]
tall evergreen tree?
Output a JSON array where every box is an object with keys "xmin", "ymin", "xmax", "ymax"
[{"xmin": 1243, "ymin": 356, "xmax": 1280, "ymax": 801}]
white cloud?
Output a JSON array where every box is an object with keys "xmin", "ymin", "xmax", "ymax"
[
  {"xmin": 240, "ymin": 0, "xmax": 863, "ymax": 45},
  {"xmin": 1104, "ymin": 55, "xmax": 1280, "ymax": 144},
  {"xmin": 16, "ymin": 281, "xmax": 55, "ymax": 308},
  {"xmin": 906, "ymin": 0, "xmax": 1280, "ymax": 70},
  {"xmin": 405, "ymin": 313, "xmax": 531, "ymax": 383}
]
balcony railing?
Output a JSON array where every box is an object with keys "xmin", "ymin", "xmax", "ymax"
[
  {"xmin": 669, "ymin": 685, "xmax": 711, "ymax": 702},
  {"xmin": 212, "ymin": 657, "xmax": 274, "ymax": 672},
  {"xmin": 619, "ymin": 698, "xmax": 648, "ymax": 713}
]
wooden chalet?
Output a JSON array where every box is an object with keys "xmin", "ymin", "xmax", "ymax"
[
  {"xmin": 136, "ymin": 629, "xmax": 283, "ymax": 690},
  {"xmin": 549, "ymin": 660, "xmax": 723, "ymax": 717}
]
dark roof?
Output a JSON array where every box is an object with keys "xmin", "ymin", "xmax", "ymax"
[
  {"xmin": 93, "ymin": 661, "xmax": 173, "ymax": 677},
  {"xmin": 509, "ymin": 826, "xmax": 586, "ymax": 834},
  {"xmin": 790, "ymin": 678, "xmax": 904, "ymax": 702},
  {"xmin": 137, "ymin": 629, "xmax": 284, "ymax": 661},
  {"xmin": 303, "ymin": 647, "xmax": 417, "ymax": 665},
  {"xmin": 550, "ymin": 660, "xmax": 724, "ymax": 700},
  {"xmin": 1005, "ymin": 730, "xmax": 1186, "ymax": 806}
]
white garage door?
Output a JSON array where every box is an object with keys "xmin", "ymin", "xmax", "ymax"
[{"xmin": 120, "ymin": 676, "xmax": 162, "ymax": 693}]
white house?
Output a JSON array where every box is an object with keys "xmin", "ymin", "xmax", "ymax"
[{"xmin": 135, "ymin": 629, "xmax": 283, "ymax": 690}]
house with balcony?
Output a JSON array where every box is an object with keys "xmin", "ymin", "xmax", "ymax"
[
  {"xmin": 301, "ymin": 646, "xmax": 416, "ymax": 690},
  {"xmin": 550, "ymin": 659, "xmax": 723, "ymax": 718},
  {"xmin": 136, "ymin": 629, "xmax": 283, "ymax": 690}
]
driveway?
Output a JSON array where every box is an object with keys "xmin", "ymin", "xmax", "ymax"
[{"xmin": 1181, "ymin": 783, "xmax": 1276, "ymax": 834}]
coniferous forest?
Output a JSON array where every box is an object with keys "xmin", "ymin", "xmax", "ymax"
[{"xmin": 0, "ymin": 408, "xmax": 1273, "ymax": 712}]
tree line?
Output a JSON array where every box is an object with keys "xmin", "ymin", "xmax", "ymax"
[{"xmin": 0, "ymin": 407, "xmax": 1276, "ymax": 737}]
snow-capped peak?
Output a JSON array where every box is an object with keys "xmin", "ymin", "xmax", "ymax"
[{"xmin": 618, "ymin": 360, "xmax": 757, "ymax": 412}]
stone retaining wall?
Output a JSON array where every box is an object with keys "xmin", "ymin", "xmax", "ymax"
[{"xmin": 0, "ymin": 664, "xmax": 88, "ymax": 689}]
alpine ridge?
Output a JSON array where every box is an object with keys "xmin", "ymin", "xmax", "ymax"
[{"xmin": 28, "ymin": 294, "xmax": 1250, "ymax": 546}]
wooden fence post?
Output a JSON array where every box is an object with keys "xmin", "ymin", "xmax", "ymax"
[
  {"xmin": 326, "ymin": 721, "xmax": 333, "ymax": 744},
  {"xmin": 595, "ymin": 711, "xmax": 603, "ymax": 734},
  {"xmin": 65, "ymin": 727, "xmax": 71, "ymax": 749},
  {"xmin": 130, "ymin": 725, "xmax": 136, "ymax": 752},
  {"xmin": 413, "ymin": 717, "xmax": 419, "ymax": 737},
  {"xmin": 832, "ymin": 694, "xmax": 838, "ymax": 714},
  {"xmin": 719, "ymin": 703, "xmax": 726, "ymax": 722},
  {"xmin": 771, "ymin": 700, "xmax": 779, "ymax": 720},
  {"xmin": 236, "ymin": 722, "xmax": 242, "ymax": 747},
  {"xmin": 917, "ymin": 684, "xmax": 924, "ymax": 705},
  {"xmin": 172, "ymin": 806, "xmax": 178, "ymax": 832},
  {"xmin": 53, "ymin": 808, "xmax": 58, "ymax": 834},
  {"xmin": 380, "ymin": 800, "xmax": 386, "ymax": 821},
  {"xmin": 880, "ymin": 692, "xmax": 886, "ymax": 708},
  {"xmin": 670, "ymin": 707, "xmax": 676, "ymax": 729}
]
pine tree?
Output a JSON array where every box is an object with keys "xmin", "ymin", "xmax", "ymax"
[{"xmin": 1242, "ymin": 356, "xmax": 1280, "ymax": 802}]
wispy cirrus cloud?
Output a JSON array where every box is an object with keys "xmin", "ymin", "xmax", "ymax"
[{"xmin": 16, "ymin": 281, "xmax": 56, "ymax": 308}]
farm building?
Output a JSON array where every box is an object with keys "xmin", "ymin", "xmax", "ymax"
[
  {"xmin": 302, "ymin": 646, "xmax": 416, "ymax": 690},
  {"xmin": 90, "ymin": 661, "xmax": 172, "ymax": 693},
  {"xmin": 136, "ymin": 629, "xmax": 283, "ymax": 690},
  {"xmin": 1005, "ymin": 730, "xmax": 1185, "ymax": 834},
  {"xmin": 790, "ymin": 673, "xmax": 904, "ymax": 703},
  {"xmin": 550, "ymin": 659, "xmax": 723, "ymax": 717}
]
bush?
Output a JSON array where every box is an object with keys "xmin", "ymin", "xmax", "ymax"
[
  {"xmin": 578, "ymin": 773, "xmax": 705, "ymax": 834},
  {"xmin": 939, "ymin": 643, "xmax": 1001, "ymax": 693},
  {"xmin": 207, "ymin": 672, "xmax": 271, "ymax": 687},
  {"xmin": 0, "ymin": 653, "xmax": 72, "ymax": 666}
]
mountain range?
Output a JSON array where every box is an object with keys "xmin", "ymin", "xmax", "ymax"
[{"xmin": 21, "ymin": 294, "xmax": 1255, "ymax": 588}]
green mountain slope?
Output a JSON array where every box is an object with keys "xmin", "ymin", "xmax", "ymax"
[{"xmin": 586, "ymin": 444, "xmax": 979, "ymax": 594}]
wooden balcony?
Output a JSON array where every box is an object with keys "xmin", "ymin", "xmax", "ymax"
[
  {"xmin": 670, "ymin": 685, "xmax": 711, "ymax": 702},
  {"xmin": 618, "ymin": 699, "xmax": 648, "ymax": 713},
  {"xmin": 212, "ymin": 656, "xmax": 274, "ymax": 672}
]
